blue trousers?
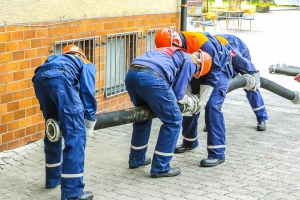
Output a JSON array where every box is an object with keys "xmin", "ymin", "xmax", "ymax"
[
  {"xmin": 244, "ymin": 89, "xmax": 268, "ymax": 122},
  {"xmin": 125, "ymin": 68, "xmax": 182, "ymax": 175},
  {"xmin": 32, "ymin": 68, "xmax": 86, "ymax": 200},
  {"xmin": 181, "ymin": 72, "xmax": 231, "ymax": 159}
]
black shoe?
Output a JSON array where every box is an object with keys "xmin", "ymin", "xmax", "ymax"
[
  {"xmin": 200, "ymin": 158, "xmax": 225, "ymax": 167},
  {"xmin": 151, "ymin": 167, "xmax": 181, "ymax": 178},
  {"xmin": 174, "ymin": 144, "xmax": 195, "ymax": 154},
  {"xmin": 203, "ymin": 126, "xmax": 207, "ymax": 132},
  {"xmin": 68, "ymin": 191, "xmax": 94, "ymax": 200},
  {"xmin": 129, "ymin": 157, "xmax": 151, "ymax": 169},
  {"xmin": 257, "ymin": 121, "xmax": 266, "ymax": 131}
]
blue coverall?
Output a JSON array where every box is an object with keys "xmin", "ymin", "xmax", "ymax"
[
  {"xmin": 125, "ymin": 47, "xmax": 198, "ymax": 175},
  {"xmin": 214, "ymin": 33, "xmax": 268, "ymax": 123},
  {"xmin": 178, "ymin": 31, "xmax": 233, "ymax": 160},
  {"xmin": 32, "ymin": 54, "xmax": 97, "ymax": 200}
]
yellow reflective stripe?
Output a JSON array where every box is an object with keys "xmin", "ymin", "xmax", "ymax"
[
  {"xmin": 61, "ymin": 173, "xmax": 84, "ymax": 178},
  {"xmin": 154, "ymin": 150, "xmax": 173, "ymax": 157},
  {"xmin": 131, "ymin": 144, "xmax": 148, "ymax": 150},
  {"xmin": 214, "ymin": 35, "xmax": 228, "ymax": 46},
  {"xmin": 253, "ymin": 105, "xmax": 265, "ymax": 111},
  {"xmin": 183, "ymin": 136, "xmax": 198, "ymax": 141},
  {"xmin": 45, "ymin": 162, "xmax": 61, "ymax": 168},
  {"xmin": 207, "ymin": 145, "xmax": 226, "ymax": 149}
]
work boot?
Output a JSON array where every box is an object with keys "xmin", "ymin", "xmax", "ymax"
[
  {"xmin": 174, "ymin": 144, "xmax": 195, "ymax": 153},
  {"xmin": 129, "ymin": 157, "xmax": 151, "ymax": 169},
  {"xmin": 67, "ymin": 191, "xmax": 94, "ymax": 200},
  {"xmin": 257, "ymin": 121, "xmax": 266, "ymax": 131},
  {"xmin": 151, "ymin": 167, "xmax": 181, "ymax": 178},
  {"xmin": 200, "ymin": 158, "xmax": 225, "ymax": 167}
]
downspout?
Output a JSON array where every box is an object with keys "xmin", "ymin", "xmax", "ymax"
[{"xmin": 180, "ymin": 0, "xmax": 188, "ymax": 31}]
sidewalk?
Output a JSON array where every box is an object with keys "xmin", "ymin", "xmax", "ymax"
[{"xmin": 1, "ymin": 10, "xmax": 300, "ymax": 200}]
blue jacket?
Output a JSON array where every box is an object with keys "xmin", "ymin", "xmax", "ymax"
[
  {"xmin": 214, "ymin": 33, "xmax": 257, "ymax": 75},
  {"xmin": 131, "ymin": 47, "xmax": 198, "ymax": 100},
  {"xmin": 35, "ymin": 54, "xmax": 97, "ymax": 121}
]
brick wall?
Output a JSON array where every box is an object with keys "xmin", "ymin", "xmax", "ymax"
[{"xmin": 0, "ymin": 13, "xmax": 180, "ymax": 152}]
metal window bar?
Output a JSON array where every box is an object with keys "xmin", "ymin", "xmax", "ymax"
[
  {"xmin": 53, "ymin": 37, "xmax": 101, "ymax": 98},
  {"xmin": 145, "ymin": 27, "xmax": 176, "ymax": 51},
  {"xmin": 104, "ymin": 31, "xmax": 142, "ymax": 98}
]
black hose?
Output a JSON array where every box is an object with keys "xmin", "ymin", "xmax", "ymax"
[{"xmin": 94, "ymin": 76, "xmax": 299, "ymax": 130}]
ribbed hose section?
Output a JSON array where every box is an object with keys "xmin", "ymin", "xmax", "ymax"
[
  {"xmin": 94, "ymin": 76, "xmax": 299, "ymax": 130},
  {"xmin": 260, "ymin": 77, "xmax": 296, "ymax": 100}
]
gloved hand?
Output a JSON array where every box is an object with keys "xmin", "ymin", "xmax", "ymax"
[
  {"xmin": 243, "ymin": 74, "xmax": 256, "ymax": 91},
  {"xmin": 252, "ymin": 71, "xmax": 260, "ymax": 90},
  {"xmin": 178, "ymin": 94, "xmax": 200, "ymax": 116},
  {"xmin": 185, "ymin": 84, "xmax": 192, "ymax": 94},
  {"xmin": 197, "ymin": 85, "xmax": 214, "ymax": 113},
  {"xmin": 85, "ymin": 119, "xmax": 97, "ymax": 136}
]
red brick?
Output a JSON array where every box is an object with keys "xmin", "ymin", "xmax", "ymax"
[
  {"xmin": 8, "ymin": 140, "xmax": 20, "ymax": 150},
  {"xmin": 6, "ymin": 41, "xmax": 19, "ymax": 52},
  {"xmin": 14, "ymin": 129, "xmax": 26, "ymax": 139},
  {"xmin": 0, "ymin": 32, "xmax": 11, "ymax": 42},
  {"xmin": 11, "ymin": 31, "xmax": 24, "ymax": 41},
  {"xmin": 0, "ymin": 52, "xmax": 13, "ymax": 63},
  {"xmin": 7, "ymin": 101, "xmax": 19, "ymax": 112},
  {"xmin": 0, "ymin": 73, "xmax": 13, "ymax": 84},
  {"xmin": 24, "ymin": 30, "xmax": 36, "ymax": 39},
  {"xmin": 14, "ymin": 109, "xmax": 25, "ymax": 120},
  {"xmin": 13, "ymin": 90, "xmax": 25, "ymax": 100},
  {"xmin": 2, "ymin": 132, "xmax": 14, "ymax": 143},
  {"xmin": 13, "ymin": 51, "xmax": 25, "ymax": 61},
  {"xmin": 0, "ymin": 144, "xmax": 8, "ymax": 152},
  {"xmin": 0, "ymin": 124, "xmax": 7, "ymax": 134},
  {"xmin": 1, "ymin": 93, "xmax": 13, "ymax": 103},
  {"xmin": 13, "ymin": 71, "xmax": 24, "ymax": 81},
  {"xmin": 26, "ymin": 124, "xmax": 37, "ymax": 135},
  {"xmin": 8, "ymin": 121, "xmax": 19, "ymax": 132}
]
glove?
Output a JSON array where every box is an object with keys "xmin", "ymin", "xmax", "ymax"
[
  {"xmin": 197, "ymin": 85, "xmax": 214, "ymax": 113},
  {"xmin": 252, "ymin": 71, "xmax": 260, "ymax": 90},
  {"xmin": 178, "ymin": 94, "xmax": 200, "ymax": 116},
  {"xmin": 185, "ymin": 84, "xmax": 192, "ymax": 94},
  {"xmin": 85, "ymin": 119, "xmax": 97, "ymax": 136},
  {"xmin": 243, "ymin": 74, "xmax": 256, "ymax": 91}
]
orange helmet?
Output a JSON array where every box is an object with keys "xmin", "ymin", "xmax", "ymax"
[
  {"xmin": 155, "ymin": 27, "xmax": 173, "ymax": 48},
  {"xmin": 193, "ymin": 50, "xmax": 212, "ymax": 78},
  {"xmin": 62, "ymin": 44, "xmax": 87, "ymax": 60}
]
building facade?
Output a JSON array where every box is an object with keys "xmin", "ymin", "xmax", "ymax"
[{"xmin": 0, "ymin": 0, "xmax": 181, "ymax": 152}]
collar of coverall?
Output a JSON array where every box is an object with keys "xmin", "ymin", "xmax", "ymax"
[{"xmin": 172, "ymin": 32, "xmax": 184, "ymax": 48}]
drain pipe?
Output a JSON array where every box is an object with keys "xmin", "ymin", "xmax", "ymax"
[
  {"xmin": 269, "ymin": 63, "xmax": 300, "ymax": 76},
  {"xmin": 180, "ymin": 0, "xmax": 188, "ymax": 31},
  {"xmin": 94, "ymin": 76, "xmax": 300, "ymax": 130}
]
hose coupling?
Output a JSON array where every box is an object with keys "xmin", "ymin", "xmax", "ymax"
[
  {"xmin": 269, "ymin": 65, "xmax": 277, "ymax": 73},
  {"xmin": 242, "ymin": 74, "xmax": 255, "ymax": 90},
  {"xmin": 291, "ymin": 91, "xmax": 300, "ymax": 104},
  {"xmin": 46, "ymin": 118, "xmax": 62, "ymax": 142}
]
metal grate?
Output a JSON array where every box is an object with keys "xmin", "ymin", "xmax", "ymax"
[
  {"xmin": 104, "ymin": 31, "xmax": 142, "ymax": 98},
  {"xmin": 145, "ymin": 27, "xmax": 176, "ymax": 51},
  {"xmin": 53, "ymin": 37, "xmax": 101, "ymax": 98}
]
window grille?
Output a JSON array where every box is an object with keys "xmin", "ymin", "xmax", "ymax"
[
  {"xmin": 145, "ymin": 27, "xmax": 176, "ymax": 51},
  {"xmin": 104, "ymin": 31, "xmax": 142, "ymax": 98},
  {"xmin": 53, "ymin": 37, "xmax": 101, "ymax": 98}
]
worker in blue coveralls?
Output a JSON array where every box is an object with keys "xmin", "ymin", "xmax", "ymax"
[
  {"xmin": 125, "ymin": 44, "xmax": 212, "ymax": 177},
  {"xmin": 214, "ymin": 33, "xmax": 268, "ymax": 131},
  {"xmin": 155, "ymin": 28, "xmax": 233, "ymax": 167},
  {"xmin": 32, "ymin": 44, "xmax": 97, "ymax": 200}
]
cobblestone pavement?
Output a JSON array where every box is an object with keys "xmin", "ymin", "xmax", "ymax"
[{"xmin": 1, "ymin": 10, "xmax": 300, "ymax": 200}]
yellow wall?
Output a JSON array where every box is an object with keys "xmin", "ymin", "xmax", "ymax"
[{"xmin": 1, "ymin": 0, "xmax": 181, "ymax": 25}]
